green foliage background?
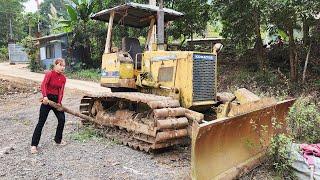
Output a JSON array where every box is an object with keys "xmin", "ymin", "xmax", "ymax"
[{"xmin": 0, "ymin": 0, "xmax": 319, "ymax": 178}]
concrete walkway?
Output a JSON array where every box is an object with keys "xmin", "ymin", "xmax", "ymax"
[{"xmin": 0, "ymin": 63, "xmax": 111, "ymax": 94}]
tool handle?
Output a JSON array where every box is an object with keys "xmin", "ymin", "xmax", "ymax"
[{"xmin": 42, "ymin": 99, "xmax": 95, "ymax": 122}]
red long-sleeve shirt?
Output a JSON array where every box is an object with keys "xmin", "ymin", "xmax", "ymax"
[{"xmin": 41, "ymin": 70, "xmax": 66, "ymax": 104}]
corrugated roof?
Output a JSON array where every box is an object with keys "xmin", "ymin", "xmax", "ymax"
[
  {"xmin": 36, "ymin": 33, "xmax": 69, "ymax": 41},
  {"xmin": 90, "ymin": 2, "xmax": 184, "ymax": 28}
]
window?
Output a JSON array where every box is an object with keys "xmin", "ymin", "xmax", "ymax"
[{"xmin": 46, "ymin": 45, "xmax": 55, "ymax": 59}]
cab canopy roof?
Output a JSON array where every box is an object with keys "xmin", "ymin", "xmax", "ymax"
[{"xmin": 90, "ymin": 2, "xmax": 183, "ymax": 28}]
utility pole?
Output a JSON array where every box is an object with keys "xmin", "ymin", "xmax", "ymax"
[
  {"xmin": 9, "ymin": 19, "xmax": 13, "ymax": 41},
  {"xmin": 35, "ymin": 0, "xmax": 41, "ymax": 37},
  {"xmin": 157, "ymin": 0, "xmax": 164, "ymax": 50}
]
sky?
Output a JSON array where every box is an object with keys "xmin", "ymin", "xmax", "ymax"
[{"xmin": 23, "ymin": 0, "xmax": 43, "ymax": 13}]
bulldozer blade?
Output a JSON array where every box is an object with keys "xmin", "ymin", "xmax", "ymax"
[{"xmin": 191, "ymin": 99, "xmax": 295, "ymax": 180}]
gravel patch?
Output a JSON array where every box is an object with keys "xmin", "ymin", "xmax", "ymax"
[{"xmin": 0, "ymin": 79, "xmax": 190, "ymax": 180}]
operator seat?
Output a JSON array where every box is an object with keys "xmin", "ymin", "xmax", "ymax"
[{"xmin": 122, "ymin": 37, "xmax": 142, "ymax": 69}]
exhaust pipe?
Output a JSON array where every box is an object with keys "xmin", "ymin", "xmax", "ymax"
[{"xmin": 157, "ymin": 0, "xmax": 165, "ymax": 50}]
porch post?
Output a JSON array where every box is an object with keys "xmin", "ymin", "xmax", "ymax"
[{"xmin": 105, "ymin": 11, "xmax": 115, "ymax": 54}]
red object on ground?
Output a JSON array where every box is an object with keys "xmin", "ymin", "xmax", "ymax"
[
  {"xmin": 41, "ymin": 70, "xmax": 66, "ymax": 104},
  {"xmin": 300, "ymin": 143, "xmax": 320, "ymax": 166}
]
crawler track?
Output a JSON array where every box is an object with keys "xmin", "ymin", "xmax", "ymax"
[{"xmin": 80, "ymin": 92, "xmax": 202, "ymax": 152}]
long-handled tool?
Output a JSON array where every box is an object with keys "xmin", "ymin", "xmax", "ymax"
[{"xmin": 42, "ymin": 99, "xmax": 94, "ymax": 122}]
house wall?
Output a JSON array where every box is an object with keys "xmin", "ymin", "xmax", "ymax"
[{"xmin": 40, "ymin": 35, "xmax": 69, "ymax": 69}]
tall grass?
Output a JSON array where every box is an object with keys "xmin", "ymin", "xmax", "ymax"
[{"xmin": 65, "ymin": 68, "xmax": 100, "ymax": 82}]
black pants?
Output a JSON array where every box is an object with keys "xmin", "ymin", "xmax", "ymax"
[{"xmin": 31, "ymin": 94, "xmax": 65, "ymax": 146}]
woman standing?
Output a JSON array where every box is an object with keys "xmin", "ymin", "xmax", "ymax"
[{"xmin": 31, "ymin": 58, "xmax": 66, "ymax": 154}]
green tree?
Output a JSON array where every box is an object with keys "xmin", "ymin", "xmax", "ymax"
[
  {"xmin": 23, "ymin": 12, "xmax": 39, "ymax": 36},
  {"xmin": 298, "ymin": 1, "xmax": 320, "ymax": 82},
  {"xmin": 266, "ymin": 0, "xmax": 320, "ymax": 81},
  {"xmin": 39, "ymin": 0, "xmax": 67, "ymax": 17},
  {"xmin": 296, "ymin": 1, "xmax": 320, "ymax": 46},
  {"xmin": 165, "ymin": 0, "xmax": 211, "ymax": 46},
  {"xmin": 0, "ymin": 0, "xmax": 27, "ymax": 47},
  {"xmin": 267, "ymin": 1, "xmax": 299, "ymax": 81},
  {"xmin": 212, "ymin": 0, "xmax": 268, "ymax": 70},
  {"xmin": 39, "ymin": 0, "xmax": 67, "ymax": 35}
]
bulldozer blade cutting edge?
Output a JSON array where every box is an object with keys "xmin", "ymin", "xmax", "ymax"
[{"xmin": 191, "ymin": 99, "xmax": 295, "ymax": 180}]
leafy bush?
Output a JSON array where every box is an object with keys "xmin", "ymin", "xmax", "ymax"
[
  {"xmin": 28, "ymin": 53, "xmax": 42, "ymax": 72},
  {"xmin": 268, "ymin": 133, "xmax": 295, "ymax": 179},
  {"xmin": 267, "ymin": 96, "xmax": 319, "ymax": 178},
  {"xmin": 0, "ymin": 47, "xmax": 8, "ymax": 62},
  {"xmin": 287, "ymin": 97, "xmax": 320, "ymax": 143},
  {"xmin": 21, "ymin": 36, "xmax": 42, "ymax": 72}
]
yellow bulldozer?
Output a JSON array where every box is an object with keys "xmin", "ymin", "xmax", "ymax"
[{"xmin": 72, "ymin": 2, "xmax": 296, "ymax": 179}]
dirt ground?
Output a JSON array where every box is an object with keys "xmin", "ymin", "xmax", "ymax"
[
  {"xmin": 0, "ymin": 62, "xmax": 287, "ymax": 180},
  {"xmin": 0, "ymin": 77, "xmax": 190, "ymax": 180}
]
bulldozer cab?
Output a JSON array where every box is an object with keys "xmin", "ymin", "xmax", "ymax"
[{"xmin": 91, "ymin": 2, "xmax": 183, "ymax": 58}]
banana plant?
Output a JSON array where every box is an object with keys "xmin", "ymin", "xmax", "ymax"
[
  {"xmin": 55, "ymin": 0, "xmax": 96, "ymax": 68},
  {"xmin": 58, "ymin": 0, "xmax": 95, "ymax": 31}
]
